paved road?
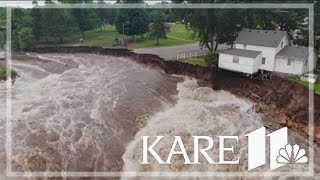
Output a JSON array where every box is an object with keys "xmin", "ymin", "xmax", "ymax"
[{"xmin": 133, "ymin": 43, "xmax": 231, "ymax": 60}]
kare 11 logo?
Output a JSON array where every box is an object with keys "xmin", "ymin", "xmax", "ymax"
[{"xmin": 141, "ymin": 127, "xmax": 308, "ymax": 171}]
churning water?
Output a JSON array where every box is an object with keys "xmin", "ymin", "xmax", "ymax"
[
  {"xmin": 0, "ymin": 53, "xmax": 180, "ymax": 174},
  {"xmin": 121, "ymin": 80, "xmax": 315, "ymax": 180},
  {"xmin": 0, "ymin": 53, "xmax": 318, "ymax": 179}
]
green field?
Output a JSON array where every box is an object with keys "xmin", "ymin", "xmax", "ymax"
[{"xmin": 38, "ymin": 24, "xmax": 198, "ymax": 49}]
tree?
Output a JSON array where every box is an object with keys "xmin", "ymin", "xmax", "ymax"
[
  {"xmin": 59, "ymin": 0, "xmax": 98, "ymax": 39},
  {"xmin": 12, "ymin": 9, "xmax": 34, "ymax": 50},
  {"xmin": 0, "ymin": 8, "xmax": 5, "ymax": 48},
  {"xmin": 183, "ymin": 0, "xmax": 309, "ymax": 51},
  {"xmin": 41, "ymin": 9, "xmax": 76, "ymax": 43},
  {"xmin": 72, "ymin": 9, "xmax": 98, "ymax": 39},
  {"xmin": 212, "ymin": 9, "xmax": 243, "ymax": 50},
  {"xmin": 315, "ymin": 1, "xmax": 320, "ymax": 52},
  {"xmin": 121, "ymin": 0, "xmax": 144, "ymax": 2},
  {"xmin": 186, "ymin": 8, "xmax": 242, "ymax": 51},
  {"xmin": 115, "ymin": 9, "xmax": 149, "ymax": 40},
  {"xmin": 96, "ymin": 0, "xmax": 108, "ymax": 32},
  {"xmin": 95, "ymin": 1, "xmax": 117, "ymax": 31},
  {"xmin": 182, "ymin": 0, "xmax": 242, "ymax": 51},
  {"xmin": 17, "ymin": 27, "xmax": 34, "ymax": 50},
  {"xmin": 30, "ymin": 8, "xmax": 43, "ymax": 41},
  {"xmin": 149, "ymin": 10, "xmax": 167, "ymax": 45},
  {"xmin": 171, "ymin": 0, "xmax": 184, "ymax": 3}
]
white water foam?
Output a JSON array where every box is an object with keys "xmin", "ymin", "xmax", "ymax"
[{"xmin": 121, "ymin": 79, "xmax": 310, "ymax": 179}]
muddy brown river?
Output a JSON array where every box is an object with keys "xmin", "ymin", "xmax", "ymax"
[{"xmin": 0, "ymin": 53, "xmax": 319, "ymax": 179}]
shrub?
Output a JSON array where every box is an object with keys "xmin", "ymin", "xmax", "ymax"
[
  {"xmin": 204, "ymin": 52, "xmax": 219, "ymax": 67},
  {"xmin": 0, "ymin": 68, "xmax": 18, "ymax": 82}
]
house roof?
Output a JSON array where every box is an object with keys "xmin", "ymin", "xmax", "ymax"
[
  {"xmin": 276, "ymin": 45, "xmax": 310, "ymax": 60},
  {"xmin": 234, "ymin": 29, "xmax": 288, "ymax": 47},
  {"xmin": 220, "ymin": 48, "xmax": 261, "ymax": 58}
]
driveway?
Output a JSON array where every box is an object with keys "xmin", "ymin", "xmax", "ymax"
[{"xmin": 133, "ymin": 43, "xmax": 231, "ymax": 60}]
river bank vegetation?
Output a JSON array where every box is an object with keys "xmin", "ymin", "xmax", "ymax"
[
  {"xmin": 0, "ymin": 0, "xmax": 319, "ymax": 89},
  {"xmin": 0, "ymin": 68, "xmax": 18, "ymax": 82},
  {"xmin": 0, "ymin": 0, "xmax": 319, "ymax": 52}
]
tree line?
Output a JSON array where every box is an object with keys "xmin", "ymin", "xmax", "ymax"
[
  {"xmin": 0, "ymin": 0, "xmax": 319, "ymax": 52},
  {"xmin": 0, "ymin": 4, "xmax": 173, "ymax": 50}
]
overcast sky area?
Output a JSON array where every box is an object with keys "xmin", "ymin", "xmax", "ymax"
[{"xmin": 1, "ymin": 1, "xmax": 170, "ymax": 8}]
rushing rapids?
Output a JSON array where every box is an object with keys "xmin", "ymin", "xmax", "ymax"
[
  {"xmin": 121, "ymin": 80, "xmax": 314, "ymax": 179},
  {"xmin": 0, "ymin": 53, "xmax": 181, "ymax": 174},
  {"xmin": 0, "ymin": 53, "xmax": 318, "ymax": 179}
]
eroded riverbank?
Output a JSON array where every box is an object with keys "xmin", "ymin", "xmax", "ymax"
[
  {"xmin": 30, "ymin": 46, "xmax": 320, "ymax": 144},
  {"xmin": 0, "ymin": 48, "xmax": 318, "ymax": 179}
]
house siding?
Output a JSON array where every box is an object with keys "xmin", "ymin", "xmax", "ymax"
[
  {"xmin": 302, "ymin": 53, "xmax": 318, "ymax": 74},
  {"xmin": 274, "ymin": 57, "xmax": 304, "ymax": 75},
  {"xmin": 275, "ymin": 36, "xmax": 289, "ymax": 54},
  {"xmin": 301, "ymin": 58, "xmax": 309, "ymax": 74},
  {"xmin": 235, "ymin": 43, "xmax": 277, "ymax": 71},
  {"xmin": 218, "ymin": 53, "xmax": 261, "ymax": 74}
]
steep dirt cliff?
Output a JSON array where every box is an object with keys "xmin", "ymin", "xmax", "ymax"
[
  {"xmin": 212, "ymin": 70, "xmax": 320, "ymax": 142},
  {"xmin": 30, "ymin": 46, "xmax": 320, "ymax": 143}
]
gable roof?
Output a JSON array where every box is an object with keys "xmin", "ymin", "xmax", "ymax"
[
  {"xmin": 276, "ymin": 45, "xmax": 310, "ymax": 60},
  {"xmin": 234, "ymin": 29, "xmax": 288, "ymax": 47},
  {"xmin": 220, "ymin": 48, "xmax": 261, "ymax": 58}
]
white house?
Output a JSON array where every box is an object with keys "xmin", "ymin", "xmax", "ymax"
[{"xmin": 218, "ymin": 29, "xmax": 316, "ymax": 75}]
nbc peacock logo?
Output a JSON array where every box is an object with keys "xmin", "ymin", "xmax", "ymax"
[
  {"xmin": 276, "ymin": 144, "xmax": 308, "ymax": 164},
  {"xmin": 246, "ymin": 127, "xmax": 309, "ymax": 171}
]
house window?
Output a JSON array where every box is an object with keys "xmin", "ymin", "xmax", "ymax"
[
  {"xmin": 281, "ymin": 42, "xmax": 283, "ymax": 47},
  {"xmin": 243, "ymin": 44, "xmax": 247, "ymax": 49},
  {"xmin": 287, "ymin": 59, "xmax": 292, "ymax": 66},
  {"xmin": 261, "ymin": 57, "xmax": 266, "ymax": 65},
  {"xmin": 233, "ymin": 56, "xmax": 239, "ymax": 63}
]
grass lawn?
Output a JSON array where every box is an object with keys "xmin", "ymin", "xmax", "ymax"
[
  {"xmin": 286, "ymin": 73, "xmax": 320, "ymax": 94},
  {"xmin": 167, "ymin": 24, "xmax": 197, "ymax": 41},
  {"xmin": 38, "ymin": 25, "xmax": 117, "ymax": 47},
  {"xmin": 37, "ymin": 24, "xmax": 198, "ymax": 49},
  {"xmin": 177, "ymin": 57, "xmax": 209, "ymax": 67},
  {"xmin": 130, "ymin": 36, "xmax": 195, "ymax": 49},
  {"xmin": 300, "ymin": 80, "xmax": 320, "ymax": 94}
]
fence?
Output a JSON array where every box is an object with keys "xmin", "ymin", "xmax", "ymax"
[{"xmin": 176, "ymin": 51, "xmax": 206, "ymax": 60}]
